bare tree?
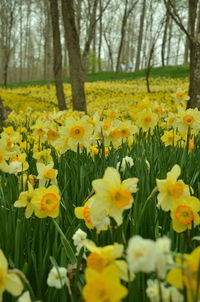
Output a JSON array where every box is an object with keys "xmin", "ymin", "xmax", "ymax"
[
  {"xmin": 49, "ymin": 0, "xmax": 66, "ymax": 110},
  {"xmin": 0, "ymin": 0, "xmax": 17, "ymax": 87},
  {"xmin": 164, "ymin": 0, "xmax": 200, "ymax": 109},
  {"xmin": 135, "ymin": 0, "xmax": 146, "ymax": 71},
  {"xmin": 61, "ymin": 0, "xmax": 87, "ymax": 112},
  {"xmin": 115, "ymin": 0, "xmax": 138, "ymax": 73}
]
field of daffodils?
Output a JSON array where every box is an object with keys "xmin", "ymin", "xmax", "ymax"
[{"xmin": 0, "ymin": 77, "xmax": 199, "ymax": 302}]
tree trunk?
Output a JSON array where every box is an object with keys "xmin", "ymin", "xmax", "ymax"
[
  {"xmin": 61, "ymin": 0, "xmax": 87, "ymax": 112},
  {"xmin": 166, "ymin": 18, "xmax": 173, "ymax": 65},
  {"xmin": 49, "ymin": 0, "xmax": 67, "ymax": 110},
  {"xmin": 104, "ymin": 32, "xmax": 114, "ymax": 71},
  {"xmin": 115, "ymin": 0, "xmax": 128, "ymax": 73},
  {"xmin": 81, "ymin": 0, "xmax": 98, "ymax": 79},
  {"xmin": 98, "ymin": 0, "xmax": 102, "ymax": 71},
  {"xmin": 187, "ymin": 39, "xmax": 200, "ymax": 109},
  {"xmin": 135, "ymin": 0, "xmax": 146, "ymax": 71},
  {"xmin": 161, "ymin": 12, "xmax": 169, "ymax": 67},
  {"xmin": 184, "ymin": 11, "xmax": 190, "ymax": 64}
]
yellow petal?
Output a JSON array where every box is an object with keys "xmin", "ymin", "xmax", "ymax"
[
  {"xmin": 85, "ymin": 267, "xmax": 99, "ymax": 283},
  {"xmin": 103, "ymin": 167, "xmax": 121, "ymax": 185},
  {"xmin": 167, "ymin": 268, "xmax": 183, "ymax": 289},
  {"xmin": 74, "ymin": 207, "xmax": 84, "ymax": 219},
  {"xmin": 0, "ymin": 250, "xmax": 8, "ymax": 271},
  {"xmin": 5, "ymin": 273, "xmax": 23, "ymax": 296},
  {"xmin": 168, "ymin": 165, "xmax": 181, "ymax": 182},
  {"xmin": 172, "ymin": 220, "xmax": 187, "ymax": 233},
  {"xmin": 25, "ymin": 204, "xmax": 34, "ymax": 219},
  {"xmin": 122, "ymin": 178, "xmax": 138, "ymax": 193}
]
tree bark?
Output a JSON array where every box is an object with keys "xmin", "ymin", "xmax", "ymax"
[
  {"xmin": 61, "ymin": 0, "xmax": 87, "ymax": 112},
  {"xmin": 164, "ymin": 0, "xmax": 200, "ymax": 109},
  {"xmin": 116, "ymin": 0, "xmax": 138, "ymax": 73},
  {"xmin": 135, "ymin": 0, "xmax": 146, "ymax": 71},
  {"xmin": 49, "ymin": 0, "xmax": 67, "ymax": 110},
  {"xmin": 98, "ymin": 0, "xmax": 103, "ymax": 71},
  {"xmin": 161, "ymin": 12, "xmax": 169, "ymax": 67}
]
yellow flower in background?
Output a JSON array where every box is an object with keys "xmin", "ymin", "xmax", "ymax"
[
  {"xmin": 62, "ymin": 116, "xmax": 94, "ymax": 151},
  {"xmin": 0, "ymin": 249, "xmax": 23, "ymax": 301},
  {"xmin": 173, "ymin": 90, "xmax": 189, "ymax": 105},
  {"xmin": 36, "ymin": 162, "xmax": 58, "ymax": 187},
  {"xmin": 83, "ymin": 264, "xmax": 127, "ymax": 302},
  {"xmin": 75, "ymin": 196, "xmax": 110, "ymax": 231},
  {"xmin": 0, "ymin": 147, "xmax": 9, "ymax": 172},
  {"xmin": 92, "ymin": 167, "xmax": 138, "ymax": 225},
  {"xmin": 175, "ymin": 108, "xmax": 200, "ymax": 133},
  {"xmin": 33, "ymin": 149, "xmax": 52, "ymax": 164},
  {"xmin": 170, "ymin": 196, "xmax": 200, "ymax": 233},
  {"xmin": 46, "ymin": 128, "xmax": 59, "ymax": 142},
  {"xmin": 31, "ymin": 185, "xmax": 60, "ymax": 218},
  {"xmin": 136, "ymin": 108, "xmax": 158, "ymax": 132},
  {"xmin": 84, "ymin": 240, "xmax": 131, "ymax": 282},
  {"xmin": 167, "ymin": 247, "xmax": 200, "ymax": 302},
  {"xmin": 161, "ymin": 130, "xmax": 181, "ymax": 147},
  {"xmin": 75, "ymin": 200, "xmax": 93, "ymax": 229},
  {"xmin": 156, "ymin": 165, "xmax": 190, "ymax": 211},
  {"xmin": 8, "ymin": 153, "xmax": 29, "ymax": 174},
  {"xmin": 14, "ymin": 183, "xmax": 35, "ymax": 218}
]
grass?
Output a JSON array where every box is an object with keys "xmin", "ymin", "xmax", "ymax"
[{"xmin": 1, "ymin": 64, "xmax": 189, "ymax": 88}]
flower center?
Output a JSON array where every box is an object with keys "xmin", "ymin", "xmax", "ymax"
[
  {"xmin": 85, "ymin": 279, "xmax": 110, "ymax": 302},
  {"xmin": 44, "ymin": 169, "xmax": 56, "ymax": 179},
  {"xmin": 87, "ymin": 252, "xmax": 107, "ymax": 273},
  {"xmin": 168, "ymin": 182, "xmax": 184, "ymax": 198},
  {"xmin": 6, "ymin": 138, "xmax": 13, "ymax": 150},
  {"xmin": 70, "ymin": 126, "xmax": 85, "ymax": 139},
  {"xmin": 0, "ymin": 268, "xmax": 5, "ymax": 285},
  {"xmin": 37, "ymin": 128, "xmax": 46, "ymax": 135},
  {"xmin": 175, "ymin": 205, "xmax": 194, "ymax": 225},
  {"xmin": 110, "ymin": 129, "xmax": 121, "ymax": 139},
  {"xmin": 102, "ymin": 121, "xmax": 110, "ymax": 131},
  {"xmin": 111, "ymin": 188, "xmax": 132, "ymax": 208},
  {"xmin": 47, "ymin": 130, "xmax": 59, "ymax": 141},
  {"xmin": 41, "ymin": 193, "xmax": 59, "ymax": 212},
  {"xmin": 143, "ymin": 116, "xmax": 152, "ymax": 124},
  {"xmin": 121, "ymin": 128, "xmax": 130, "ymax": 138},
  {"xmin": 183, "ymin": 114, "xmax": 194, "ymax": 126},
  {"xmin": 176, "ymin": 92, "xmax": 184, "ymax": 99},
  {"xmin": 83, "ymin": 205, "xmax": 92, "ymax": 224},
  {"xmin": 0, "ymin": 154, "xmax": 4, "ymax": 163}
]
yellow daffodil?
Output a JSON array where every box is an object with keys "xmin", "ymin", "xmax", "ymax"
[
  {"xmin": 0, "ymin": 249, "xmax": 23, "ymax": 301},
  {"xmin": 33, "ymin": 149, "xmax": 52, "ymax": 164},
  {"xmin": 136, "ymin": 108, "xmax": 159, "ymax": 132},
  {"xmin": 31, "ymin": 185, "xmax": 60, "ymax": 218},
  {"xmin": 36, "ymin": 162, "xmax": 58, "ymax": 187},
  {"xmin": 156, "ymin": 165, "xmax": 190, "ymax": 211},
  {"xmin": 8, "ymin": 153, "xmax": 29, "ymax": 174},
  {"xmin": 84, "ymin": 240, "xmax": 132, "ymax": 282},
  {"xmin": 75, "ymin": 200, "xmax": 93, "ymax": 229},
  {"xmin": 92, "ymin": 167, "xmax": 138, "ymax": 225},
  {"xmin": 170, "ymin": 196, "xmax": 200, "ymax": 232},
  {"xmin": 174, "ymin": 108, "xmax": 200, "ymax": 133},
  {"xmin": 161, "ymin": 130, "xmax": 181, "ymax": 147},
  {"xmin": 14, "ymin": 183, "xmax": 36, "ymax": 218},
  {"xmin": 83, "ymin": 264, "xmax": 128, "ymax": 302},
  {"xmin": 167, "ymin": 247, "xmax": 200, "ymax": 302}
]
